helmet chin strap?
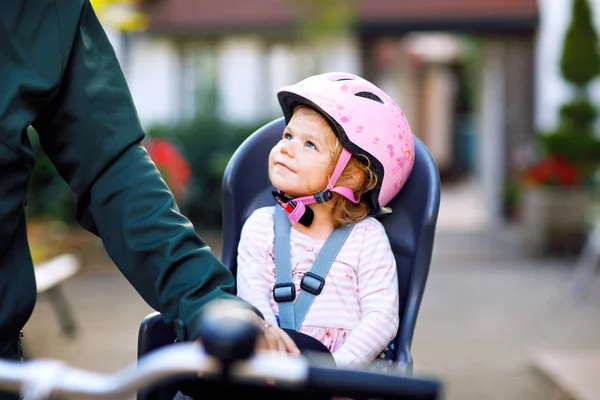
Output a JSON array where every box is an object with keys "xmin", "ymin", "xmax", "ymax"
[{"xmin": 272, "ymin": 149, "xmax": 359, "ymax": 227}]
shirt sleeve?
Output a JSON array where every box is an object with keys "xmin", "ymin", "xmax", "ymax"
[
  {"xmin": 236, "ymin": 207, "xmax": 279, "ymax": 325},
  {"xmin": 332, "ymin": 220, "xmax": 400, "ymax": 367},
  {"xmin": 30, "ymin": 0, "xmax": 252, "ymax": 341}
]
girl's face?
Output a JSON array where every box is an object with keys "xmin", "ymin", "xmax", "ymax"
[{"xmin": 269, "ymin": 107, "xmax": 339, "ymax": 198}]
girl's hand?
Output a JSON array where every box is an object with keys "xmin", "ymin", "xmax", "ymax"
[{"xmin": 253, "ymin": 316, "xmax": 301, "ymax": 356}]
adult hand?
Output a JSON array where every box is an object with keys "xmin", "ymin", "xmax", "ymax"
[{"xmin": 192, "ymin": 300, "xmax": 300, "ymax": 356}]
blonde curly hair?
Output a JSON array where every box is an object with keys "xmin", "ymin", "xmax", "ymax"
[{"xmin": 317, "ymin": 111, "xmax": 378, "ymax": 227}]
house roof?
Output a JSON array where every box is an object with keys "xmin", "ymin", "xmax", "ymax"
[{"xmin": 144, "ymin": 0, "xmax": 539, "ymax": 35}]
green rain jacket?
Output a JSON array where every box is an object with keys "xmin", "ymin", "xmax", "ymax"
[{"xmin": 0, "ymin": 0, "xmax": 248, "ymax": 365}]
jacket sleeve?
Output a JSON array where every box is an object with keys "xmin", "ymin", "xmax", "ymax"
[{"xmin": 31, "ymin": 0, "xmax": 253, "ymax": 341}]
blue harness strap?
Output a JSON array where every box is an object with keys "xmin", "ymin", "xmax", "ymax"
[
  {"xmin": 272, "ymin": 206, "xmax": 295, "ymax": 329},
  {"xmin": 273, "ymin": 206, "xmax": 354, "ymax": 330}
]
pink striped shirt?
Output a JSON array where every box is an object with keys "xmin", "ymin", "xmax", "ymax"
[{"xmin": 236, "ymin": 206, "xmax": 399, "ymax": 367}]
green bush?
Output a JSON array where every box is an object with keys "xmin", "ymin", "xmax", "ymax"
[
  {"xmin": 536, "ymin": 100, "xmax": 600, "ymax": 184},
  {"xmin": 26, "ymin": 127, "xmax": 77, "ymax": 223},
  {"xmin": 560, "ymin": 0, "xmax": 600, "ymax": 90},
  {"xmin": 537, "ymin": 131, "xmax": 600, "ymax": 182},
  {"xmin": 535, "ymin": 0, "xmax": 600, "ymax": 184},
  {"xmin": 558, "ymin": 98, "xmax": 598, "ymax": 134},
  {"xmin": 25, "ymin": 117, "xmax": 267, "ymax": 229},
  {"xmin": 541, "ymin": 98, "xmax": 600, "ymax": 163},
  {"xmin": 147, "ymin": 116, "xmax": 269, "ymax": 228}
]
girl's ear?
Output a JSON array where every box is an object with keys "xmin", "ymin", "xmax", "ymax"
[{"xmin": 347, "ymin": 166, "xmax": 365, "ymax": 190}]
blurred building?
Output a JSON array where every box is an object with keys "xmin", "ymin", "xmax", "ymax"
[{"xmin": 102, "ymin": 0, "xmax": 600, "ymax": 225}]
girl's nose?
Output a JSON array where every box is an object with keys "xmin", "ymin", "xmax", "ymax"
[{"xmin": 281, "ymin": 140, "xmax": 296, "ymax": 157}]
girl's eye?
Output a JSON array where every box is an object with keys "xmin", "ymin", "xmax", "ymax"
[
  {"xmin": 306, "ymin": 141, "xmax": 316, "ymax": 149},
  {"xmin": 283, "ymin": 133, "xmax": 292, "ymax": 140}
]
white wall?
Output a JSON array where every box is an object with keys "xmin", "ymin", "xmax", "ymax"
[
  {"xmin": 265, "ymin": 36, "xmax": 361, "ymax": 118},
  {"xmin": 197, "ymin": 35, "xmax": 360, "ymax": 124},
  {"xmin": 115, "ymin": 33, "xmax": 360, "ymax": 126},
  {"xmin": 320, "ymin": 37, "xmax": 361, "ymax": 75},
  {"xmin": 216, "ymin": 37, "xmax": 266, "ymax": 123},
  {"xmin": 105, "ymin": 1, "xmax": 600, "ymax": 138},
  {"xmin": 535, "ymin": 0, "xmax": 600, "ymax": 132},
  {"xmin": 102, "ymin": 26, "xmax": 181, "ymax": 129},
  {"xmin": 477, "ymin": 40, "xmax": 506, "ymax": 224},
  {"xmin": 266, "ymin": 44, "xmax": 296, "ymax": 115},
  {"xmin": 125, "ymin": 36, "xmax": 181, "ymax": 128},
  {"xmin": 422, "ymin": 65, "xmax": 455, "ymax": 171}
]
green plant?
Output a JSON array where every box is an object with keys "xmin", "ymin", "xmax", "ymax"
[
  {"xmin": 146, "ymin": 116, "xmax": 269, "ymax": 228},
  {"xmin": 560, "ymin": 0, "xmax": 600, "ymax": 93},
  {"xmin": 25, "ymin": 116, "xmax": 266, "ymax": 230},
  {"xmin": 527, "ymin": 0, "xmax": 600, "ymax": 187},
  {"xmin": 287, "ymin": 0, "xmax": 357, "ymax": 41},
  {"xmin": 558, "ymin": 98, "xmax": 598, "ymax": 133},
  {"xmin": 26, "ymin": 127, "xmax": 77, "ymax": 223},
  {"xmin": 503, "ymin": 178, "xmax": 523, "ymax": 219}
]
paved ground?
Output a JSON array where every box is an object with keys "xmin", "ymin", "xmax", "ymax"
[{"xmin": 21, "ymin": 183, "xmax": 600, "ymax": 400}]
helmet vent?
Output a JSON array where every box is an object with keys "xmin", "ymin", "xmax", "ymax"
[
  {"xmin": 335, "ymin": 78, "xmax": 354, "ymax": 81},
  {"xmin": 355, "ymin": 91, "xmax": 384, "ymax": 104}
]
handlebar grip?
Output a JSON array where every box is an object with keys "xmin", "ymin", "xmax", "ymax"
[
  {"xmin": 195, "ymin": 300, "xmax": 259, "ymax": 364},
  {"xmin": 306, "ymin": 365, "xmax": 442, "ymax": 400}
]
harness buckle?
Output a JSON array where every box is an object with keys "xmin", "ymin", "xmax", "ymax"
[
  {"xmin": 314, "ymin": 190, "xmax": 333, "ymax": 204},
  {"xmin": 300, "ymin": 272, "xmax": 326, "ymax": 295},
  {"xmin": 273, "ymin": 282, "xmax": 296, "ymax": 302}
]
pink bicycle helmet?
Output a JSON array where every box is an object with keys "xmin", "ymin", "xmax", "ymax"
[{"xmin": 275, "ymin": 72, "xmax": 415, "ymax": 226}]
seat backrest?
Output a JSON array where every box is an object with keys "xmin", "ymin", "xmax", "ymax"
[{"xmin": 221, "ymin": 117, "xmax": 440, "ymax": 359}]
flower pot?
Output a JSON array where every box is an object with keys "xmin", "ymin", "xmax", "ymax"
[{"xmin": 521, "ymin": 187, "xmax": 596, "ymax": 256}]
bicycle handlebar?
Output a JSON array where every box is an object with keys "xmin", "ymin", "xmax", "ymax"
[
  {"xmin": 0, "ymin": 301, "xmax": 442, "ymax": 400},
  {"xmin": 0, "ymin": 343, "xmax": 313, "ymax": 400}
]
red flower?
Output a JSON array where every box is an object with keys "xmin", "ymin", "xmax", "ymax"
[
  {"xmin": 521, "ymin": 155, "xmax": 581, "ymax": 187},
  {"xmin": 146, "ymin": 138, "xmax": 191, "ymax": 199}
]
